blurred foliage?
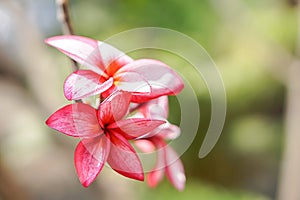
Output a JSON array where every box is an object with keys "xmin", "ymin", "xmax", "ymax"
[
  {"xmin": 139, "ymin": 180, "xmax": 269, "ymax": 200},
  {"xmin": 72, "ymin": 0, "xmax": 219, "ymax": 49}
]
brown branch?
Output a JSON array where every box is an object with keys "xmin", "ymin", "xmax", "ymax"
[
  {"xmin": 56, "ymin": 0, "xmax": 79, "ymax": 72},
  {"xmin": 56, "ymin": 0, "xmax": 74, "ymax": 35},
  {"xmin": 56, "ymin": 0, "xmax": 82, "ymax": 103}
]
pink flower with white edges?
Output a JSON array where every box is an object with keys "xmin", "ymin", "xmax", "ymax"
[
  {"xmin": 134, "ymin": 96, "xmax": 186, "ymax": 191},
  {"xmin": 46, "ymin": 91, "xmax": 166, "ymax": 187},
  {"xmin": 45, "ymin": 35, "xmax": 184, "ymax": 102}
]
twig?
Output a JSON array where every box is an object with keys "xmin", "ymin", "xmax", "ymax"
[
  {"xmin": 56, "ymin": 0, "xmax": 79, "ymax": 72},
  {"xmin": 56, "ymin": 0, "xmax": 82, "ymax": 103}
]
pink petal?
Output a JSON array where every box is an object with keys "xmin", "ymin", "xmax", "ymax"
[
  {"xmin": 74, "ymin": 135, "xmax": 110, "ymax": 187},
  {"xmin": 45, "ymin": 36, "xmax": 133, "ymax": 74},
  {"xmin": 108, "ymin": 118, "xmax": 166, "ymax": 139},
  {"xmin": 45, "ymin": 35, "xmax": 105, "ymax": 73},
  {"xmin": 107, "ymin": 132, "xmax": 144, "ymax": 181},
  {"xmin": 46, "ymin": 103, "xmax": 102, "ymax": 137},
  {"xmin": 115, "ymin": 71, "xmax": 151, "ymax": 94},
  {"xmin": 98, "ymin": 91, "xmax": 131, "ymax": 125},
  {"xmin": 147, "ymin": 143, "xmax": 165, "ymax": 188},
  {"xmin": 118, "ymin": 59, "xmax": 184, "ymax": 102},
  {"xmin": 155, "ymin": 123, "xmax": 181, "ymax": 140},
  {"xmin": 64, "ymin": 70, "xmax": 114, "ymax": 100},
  {"xmin": 164, "ymin": 145, "xmax": 186, "ymax": 191},
  {"xmin": 139, "ymin": 96, "xmax": 169, "ymax": 119},
  {"xmin": 134, "ymin": 139, "xmax": 156, "ymax": 153},
  {"xmin": 97, "ymin": 42, "xmax": 134, "ymax": 72},
  {"xmin": 99, "ymin": 85, "xmax": 117, "ymax": 100},
  {"xmin": 147, "ymin": 168, "xmax": 164, "ymax": 188}
]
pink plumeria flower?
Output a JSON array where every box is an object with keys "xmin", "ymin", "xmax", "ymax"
[
  {"xmin": 134, "ymin": 96, "xmax": 186, "ymax": 191},
  {"xmin": 45, "ymin": 35, "xmax": 184, "ymax": 102},
  {"xmin": 46, "ymin": 91, "xmax": 165, "ymax": 187}
]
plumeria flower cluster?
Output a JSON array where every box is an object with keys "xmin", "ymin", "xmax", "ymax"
[{"xmin": 45, "ymin": 35, "xmax": 186, "ymax": 190}]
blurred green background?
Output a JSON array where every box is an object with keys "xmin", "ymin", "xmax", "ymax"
[{"xmin": 0, "ymin": 0, "xmax": 297, "ymax": 199}]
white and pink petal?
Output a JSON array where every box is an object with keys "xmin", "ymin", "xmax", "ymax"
[
  {"xmin": 97, "ymin": 41, "xmax": 134, "ymax": 72},
  {"xmin": 156, "ymin": 123, "xmax": 181, "ymax": 140},
  {"xmin": 134, "ymin": 139, "xmax": 156, "ymax": 153},
  {"xmin": 64, "ymin": 70, "xmax": 114, "ymax": 100},
  {"xmin": 164, "ymin": 145, "xmax": 186, "ymax": 191},
  {"xmin": 115, "ymin": 71, "xmax": 151, "ymax": 95},
  {"xmin": 45, "ymin": 35, "xmax": 104, "ymax": 73},
  {"xmin": 74, "ymin": 135, "xmax": 110, "ymax": 187},
  {"xmin": 107, "ymin": 132, "xmax": 144, "ymax": 181},
  {"xmin": 118, "ymin": 59, "xmax": 184, "ymax": 102},
  {"xmin": 108, "ymin": 118, "xmax": 166, "ymax": 139},
  {"xmin": 98, "ymin": 91, "xmax": 131, "ymax": 125},
  {"xmin": 147, "ymin": 142, "xmax": 165, "ymax": 188},
  {"xmin": 140, "ymin": 96, "xmax": 169, "ymax": 119},
  {"xmin": 45, "ymin": 36, "xmax": 133, "ymax": 74},
  {"xmin": 46, "ymin": 103, "xmax": 102, "ymax": 138}
]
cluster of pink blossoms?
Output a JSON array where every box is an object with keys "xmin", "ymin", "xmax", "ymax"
[{"xmin": 45, "ymin": 36, "xmax": 186, "ymax": 190}]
